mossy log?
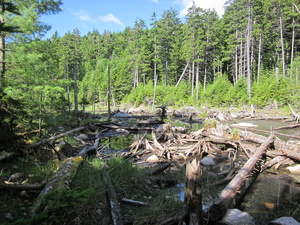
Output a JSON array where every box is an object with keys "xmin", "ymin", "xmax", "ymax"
[
  {"xmin": 31, "ymin": 156, "xmax": 84, "ymax": 217},
  {"xmin": 208, "ymin": 134, "xmax": 274, "ymax": 223}
]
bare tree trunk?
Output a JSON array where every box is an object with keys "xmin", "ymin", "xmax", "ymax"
[
  {"xmin": 103, "ymin": 166, "xmax": 124, "ymax": 225},
  {"xmin": 176, "ymin": 61, "xmax": 189, "ymax": 87},
  {"xmin": 235, "ymin": 46, "xmax": 238, "ymax": 85},
  {"xmin": 0, "ymin": 2, "xmax": 5, "ymax": 96},
  {"xmin": 280, "ymin": 17, "xmax": 286, "ymax": 77},
  {"xmin": 108, "ymin": 63, "xmax": 111, "ymax": 118},
  {"xmin": 73, "ymin": 64, "xmax": 79, "ymax": 112},
  {"xmin": 257, "ymin": 32, "xmax": 262, "ymax": 82},
  {"xmin": 291, "ymin": 17, "xmax": 295, "ymax": 80},
  {"xmin": 203, "ymin": 59, "xmax": 207, "ymax": 91},
  {"xmin": 152, "ymin": 36, "xmax": 157, "ymax": 111},
  {"xmin": 246, "ymin": 5, "xmax": 252, "ymax": 99},
  {"xmin": 196, "ymin": 58, "xmax": 199, "ymax": 101},
  {"xmin": 191, "ymin": 60, "xmax": 195, "ymax": 98},
  {"xmin": 239, "ymin": 37, "xmax": 243, "ymax": 80},
  {"xmin": 208, "ymin": 134, "xmax": 274, "ymax": 223},
  {"xmin": 185, "ymin": 158, "xmax": 203, "ymax": 225}
]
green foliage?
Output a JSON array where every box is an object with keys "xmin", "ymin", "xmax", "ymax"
[
  {"xmin": 201, "ymin": 76, "xmax": 233, "ymax": 106},
  {"xmin": 251, "ymin": 71, "xmax": 292, "ymax": 108}
]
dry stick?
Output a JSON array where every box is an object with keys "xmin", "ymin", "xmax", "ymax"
[
  {"xmin": 102, "ymin": 166, "xmax": 123, "ymax": 225},
  {"xmin": 208, "ymin": 134, "xmax": 275, "ymax": 223},
  {"xmin": 28, "ymin": 126, "xmax": 85, "ymax": 148},
  {"xmin": 246, "ymin": 127, "xmax": 300, "ymax": 140},
  {"xmin": 77, "ymin": 133, "xmax": 100, "ymax": 157},
  {"xmin": 273, "ymin": 124, "xmax": 300, "ymax": 130},
  {"xmin": 121, "ymin": 198, "xmax": 148, "ymax": 206}
]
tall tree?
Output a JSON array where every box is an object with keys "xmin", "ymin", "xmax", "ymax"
[{"xmin": 154, "ymin": 8, "xmax": 182, "ymax": 85}]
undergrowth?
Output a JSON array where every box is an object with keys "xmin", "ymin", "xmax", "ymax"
[{"xmin": 3, "ymin": 156, "xmax": 183, "ymax": 225}]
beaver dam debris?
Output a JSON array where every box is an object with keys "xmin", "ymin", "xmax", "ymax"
[{"xmin": 2, "ymin": 107, "xmax": 300, "ymax": 224}]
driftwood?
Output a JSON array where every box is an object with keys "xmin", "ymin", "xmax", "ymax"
[
  {"xmin": 288, "ymin": 103, "xmax": 300, "ymax": 122},
  {"xmin": 246, "ymin": 127, "xmax": 300, "ymax": 140},
  {"xmin": 0, "ymin": 151, "xmax": 15, "ymax": 161},
  {"xmin": 28, "ymin": 126, "xmax": 86, "ymax": 148},
  {"xmin": 0, "ymin": 180, "xmax": 47, "ymax": 190},
  {"xmin": 208, "ymin": 134, "xmax": 274, "ymax": 223},
  {"xmin": 77, "ymin": 133, "xmax": 101, "ymax": 157},
  {"xmin": 31, "ymin": 156, "xmax": 84, "ymax": 217},
  {"xmin": 281, "ymin": 149, "xmax": 300, "ymax": 161},
  {"xmin": 274, "ymin": 124, "xmax": 300, "ymax": 130},
  {"xmin": 102, "ymin": 166, "xmax": 123, "ymax": 225},
  {"xmin": 121, "ymin": 198, "xmax": 148, "ymax": 206}
]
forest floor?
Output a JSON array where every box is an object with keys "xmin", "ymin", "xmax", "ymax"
[{"xmin": 1, "ymin": 104, "xmax": 300, "ymax": 224}]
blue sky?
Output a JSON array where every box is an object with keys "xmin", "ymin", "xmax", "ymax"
[{"xmin": 41, "ymin": 0, "xmax": 227, "ymax": 38}]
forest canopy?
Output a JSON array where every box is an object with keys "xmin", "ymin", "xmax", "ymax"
[{"xmin": 1, "ymin": 0, "xmax": 300, "ymax": 139}]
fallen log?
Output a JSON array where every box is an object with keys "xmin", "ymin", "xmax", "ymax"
[
  {"xmin": 274, "ymin": 124, "xmax": 300, "ymax": 130},
  {"xmin": 121, "ymin": 198, "xmax": 148, "ymax": 206},
  {"xmin": 147, "ymin": 162, "xmax": 171, "ymax": 176},
  {"xmin": 0, "ymin": 180, "xmax": 47, "ymax": 190},
  {"xmin": 31, "ymin": 156, "xmax": 84, "ymax": 217},
  {"xmin": 246, "ymin": 127, "xmax": 300, "ymax": 141},
  {"xmin": 208, "ymin": 134, "xmax": 274, "ymax": 223},
  {"xmin": 77, "ymin": 133, "xmax": 101, "ymax": 157},
  {"xmin": 28, "ymin": 126, "xmax": 86, "ymax": 148},
  {"xmin": 0, "ymin": 151, "xmax": 16, "ymax": 161},
  {"xmin": 281, "ymin": 149, "xmax": 300, "ymax": 161},
  {"xmin": 102, "ymin": 166, "xmax": 123, "ymax": 225}
]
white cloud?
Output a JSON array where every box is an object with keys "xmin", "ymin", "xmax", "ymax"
[
  {"xmin": 178, "ymin": 0, "xmax": 226, "ymax": 17},
  {"xmin": 73, "ymin": 10, "xmax": 96, "ymax": 23},
  {"xmin": 99, "ymin": 13, "xmax": 124, "ymax": 26},
  {"xmin": 152, "ymin": 0, "xmax": 159, "ymax": 2}
]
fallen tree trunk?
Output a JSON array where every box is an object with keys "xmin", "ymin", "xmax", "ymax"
[
  {"xmin": 28, "ymin": 126, "xmax": 85, "ymax": 148},
  {"xmin": 274, "ymin": 124, "xmax": 300, "ymax": 130},
  {"xmin": 281, "ymin": 149, "xmax": 300, "ymax": 161},
  {"xmin": 31, "ymin": 156, "xmax": 84, "ymax": 217},
  {"xmin": 0, "ymin": 180, "xmax": 47, "ymax": 190},
  {"xmin": 102, "ymin": 166, "xmax": 123, "ymax": 225},
  {"xmin": 0, "ymin": 152, "xmax": 15, "ymax": 161},
  {"xmin": 77, "ymin": 133, "xmax": 101, "ymax": 157},
  {"xmin": 208, "ymin": 134, "xmax": 274, "ymax": 223},
  {"xmin": 246, "ymin": 127, "xmax": 300, "ymax": 140}
]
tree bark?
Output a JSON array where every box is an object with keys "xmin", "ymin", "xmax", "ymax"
[
  {"xmin": 280, "ymin": 17, "xmax": 286, "ymax": 77},
  {"xmin": 77, "ymin": 133, "xmax": 100, "ymax": 157},
  {"xmin": 73, "ymin": 64, "xmax": 79, "ymax": 112},
  {"xmin": 185, "ymin": 158, "xmax": 203, "ymax": 225},
  {"xmin": 208, "ymin": 134, "xmax": 274, "ymax": 223},
  {"xmin": 31, "ymin": 156, "xmax": 84, "ymax": 217},
  {"xmin": 102, "ymin": 166, "xmax": 123, "ymax": 225}
]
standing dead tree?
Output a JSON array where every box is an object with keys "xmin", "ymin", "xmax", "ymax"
[{"xmin": 288, "ymin": 103, "xmax": 300, "ymax": 122}]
